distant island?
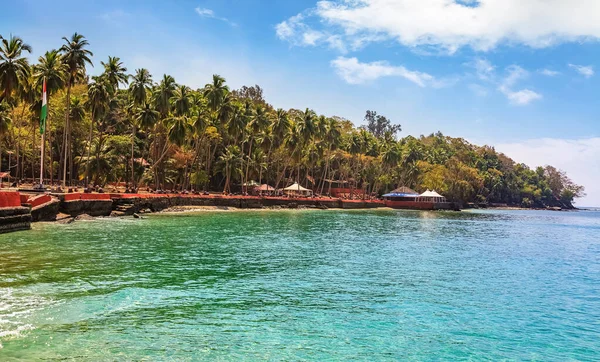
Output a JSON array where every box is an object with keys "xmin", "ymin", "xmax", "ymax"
[{"xmin": 0, "ymin": 33, "xmax": 585, "ymax": 209}]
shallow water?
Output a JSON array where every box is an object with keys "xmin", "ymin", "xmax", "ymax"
[{"xmin": 1, "ymin": 209, "xmax": 599, "ymax": 360}]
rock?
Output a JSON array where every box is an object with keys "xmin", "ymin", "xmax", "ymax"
[
  {"xmin": 74, "ymin": 214, "xmax": 95, "ymax": 221},
  {"xmin": 55, "ymin": 213, "xmax": 72, "ymax": 221},
  {"xmin": 56, "ymin": 217, "xmax": 75, "ymax": 224},
  {"xmin": 110, "ymin": 211, "xmax": 126, "ymax": 217},
  {"xmin": 133, "ymin": 213, "xmax": 144, "ymax": 219}
]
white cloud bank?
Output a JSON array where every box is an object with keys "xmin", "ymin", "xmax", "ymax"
[
  {"xmin": 495, "ymin": 137, "xmax": 600, "ymax": 206},
  {"xmin": 278, "ymin": 0, "xmax": 600, "ymax": 53}
]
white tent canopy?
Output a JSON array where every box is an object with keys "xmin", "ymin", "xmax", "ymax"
[
  {"xmin": 418, "ymin": 190, "xmax": 446, "ymax": 202},
  {"xmin": 283, "ymin": 183, "xmax": 311, "ymax": 192},
  {"xmin": 282, "ymin": 183, "xmax": 313, "ymax": 195},
  {"xmin": 420, "ymin": 190, "xmax": 443, "ymax": 198}
]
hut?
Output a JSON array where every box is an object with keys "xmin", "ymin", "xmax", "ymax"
[
  {"xmin": 282, "ymin": 183, "xmax": 312, "ymax": 197},
  {"xmin": 382, "ymin": 186, "xmax": 420, "ymax": 202},
  {"xmin": 256, "ymin": 184, "xmax": 275, "ymax": 195}
]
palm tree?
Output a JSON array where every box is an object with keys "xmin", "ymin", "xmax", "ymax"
[
  {"xmin": 320, "ymin": 117, "xmax": 342, "ymax": 195},
  {"xmin": 0, "ymin": 34, "xmax": 32, "ymax": 103},
  {"xmin": 101, "ymin": 56, "xmax": 128, "ymax": 90},
  {"xmin": 244, "ymin": 104, "xmax": 269, "ymax": 191},
  {"xmin": 152, "ymin": 74, "xmax": 176, "ymax": 116},
  {"xmin": 60, "ymin": 32, "xmax": 93, "ymax": 187},
  {"xmin": 85, "ymin": 76, "xmax": 111, "ymax": 185},
  {"xmin": 204, "ymin": 74, "xmax": 229, "ymax": 113},
  {"xmin": 219, "ymin": 145, "xmax": 241, "ymax": 193},
  {"xmin": 171, "ymin": 85, "xmax": 192, "ymax": 117},
  {"xmin": 166, "ymin": 116, "xmax": 190, "ymax": 147},
  {"xmin": 132, "ymin": 104, "xmax": 159, "ymax": 188},
  {"xmin": 33, "ymin": 50, "xmax": 67, "ymax": 183},
  {"xmin": 129, "ymin": 68, "xmax": 153, "ymax": 106},
  {"xmin": 0, "ymin": 101, "xmax": 11, "ymax": 172}
]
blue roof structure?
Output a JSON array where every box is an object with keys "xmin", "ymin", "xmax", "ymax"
[{"xmin": 382, "ymin": 192, "xmax": 419, "ymax": 198}]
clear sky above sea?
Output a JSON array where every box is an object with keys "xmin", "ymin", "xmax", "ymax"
[{"xmin": 2, "ymin": 0, "xmax": 599, "ymax": 205}]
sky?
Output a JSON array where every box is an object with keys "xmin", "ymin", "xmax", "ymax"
[{"xmin": 2, "ymin": 0, "xmax": 599, "ymax": 205}]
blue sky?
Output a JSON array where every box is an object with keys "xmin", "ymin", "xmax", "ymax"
[{"xmin": 2, "ymin": 0, "xmax": 599, "ymax": 205}]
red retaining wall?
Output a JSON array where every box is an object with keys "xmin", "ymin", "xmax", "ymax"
[
  {"xmin": 64, "ymin": 193, "xmax": 111, "ymax": 201},
  {"xmin": 27, "ymin": 194, "xmax": 52, "ymax": 208},
  {"xmin": 0, "ymin": 192, "xmax": 22, "ymax": 208},
  {"xmin": 385, "ymin": 200, "xmax": 435, "ymax": 210}
]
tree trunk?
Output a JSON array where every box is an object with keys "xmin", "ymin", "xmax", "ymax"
[
  {"xmin": 62, "ymin": 84, "xmax": 71, "ymax": 188},
  {"xmin": 244, "ymin": 137, "xmax": 253, "ymax": 193},
  {"xmin": 131, "ymin": 125, "xmax": 135, "ymax": 189},
  {"xmin": 85, "ymin": 115, "xmax": 94, "ymax": 187}
]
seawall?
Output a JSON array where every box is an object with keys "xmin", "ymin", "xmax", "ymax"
[{"xmin": 0, "ymin": 191, "xmax": 32, "ymax": 233}]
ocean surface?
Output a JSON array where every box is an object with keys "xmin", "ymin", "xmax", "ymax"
[{"xmin": 1, "ymin": 209, "xmax": 599, "ymax": 361}]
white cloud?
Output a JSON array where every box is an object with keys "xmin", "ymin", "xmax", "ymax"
[
  {"xmin": 495, "ymin": 137, "xmax": 600, "ymax": 206},
  {"xmin": 539, "ymin": 69, "xmax": 560, "ymax": 76},
  {"xmin": 568, "ymin": 64, "xmax": 594, "ymax": 78},
  {"xmin": 472, "ymin": 58, "xmax": 495, "ymax": 81},
  {"xmin": 331, "ymin": 56, "xmax": 436, "ymax": 86},
  {"xmin": 276, "ymin": 12, "xmax": 347, "ymax": 51},
  {"xmin": 278, "ymin": 0, "xmax": 600, "ymax": 53},
  {"xmin": 503, "ymin": 89, "xmax": 543, "ymax": 105},
  {"xmin": 470, "ymin": 62, "xmax": 542, "ymax": 105},
  {"xmin": 195, "ymin": 7, "xmax": 236, "ymax": 27}
]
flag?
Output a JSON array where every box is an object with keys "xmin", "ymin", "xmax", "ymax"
[{"xmin": 40, "ymin": 78, "xmax": 47, "ymax": 134}]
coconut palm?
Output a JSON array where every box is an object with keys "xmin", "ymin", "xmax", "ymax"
[
  {"xmin": 85, "ymin": 76, "xmax": 111, "ymax": 184},
  {"xmin": 153, "ymin": 74, "xmax": 176, "ymax": 116},
  {"xmin": 219, "ymin": 145, "xmax": 241, "ymax": 193},
  {"xmin": 131, "ymin": 104, "xmax": 159, "ymax": 187},
  {"xmin": 0, "ymin": 101, "xmax": 11, "ymax": 172},
  {"xmin": 101, "ymin": 56, "xmax": 128, "ymax": 90},
  {"xmin": 166, "ymin": 116, "xmax": 190, "ymax": 147},
  {"xmin": 129, "ymin": 68, "xmax": 153, "ymax": 106},
  {"xmin": 0, "ymin": 34, "xmax": 32, "ymax": 103},
  {"xmin": 33, "ymin": 50, "xmax": 67, "ymax": 182},
  {"xmin": 319, "ymin": 117, "xmax": 342, "ymax": 194},
  {"xmin": 204, "ymin": 74, "xmax": 229, "ymax": 113},
  {"xmin": 171, "ymin": 85, "xmax": 192, "ymax": 117},
  {"xmin": 59, "ymin": 32, "xmax": 93, "ymax": 187}
]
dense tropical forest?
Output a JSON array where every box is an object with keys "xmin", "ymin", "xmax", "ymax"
[{"xmin": 0, "ymin": 33, "xmax": 585, "ymax": 208}]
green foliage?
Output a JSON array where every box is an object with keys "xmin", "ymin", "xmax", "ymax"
[{"xmin": 0, "ymin": 32, "xmax": 586, "ymax": 207}]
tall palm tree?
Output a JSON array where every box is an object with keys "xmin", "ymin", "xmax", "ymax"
[
  {"xmin": 152, "ymin": 74, "xmax": 176, "ymax": 116},
  {"xmin": 171, "ymin": 85, "xmax": 191, "ymax": 117},
  {"xmin": 132, "ymin": 104, "xmax": 159, "ymax": 187},
  {"xmin": 101, "ymin": 56, "xmax": 128, "ymax": 90},
  {"xmin": 60, "ymin": 32, "xmax": 93, "ymax": 187},
  {"xmin": 219, "ymin": 145, "xmax": 241, "ymax": 193},
  {"xmin": 33, "ymin": 50, "xmax": 67, "ymax": 183},
  {"xmin": 129, "ymin": 68, "xmax": 153, "ymax": 106},
  {"xmin": 244, "ymin": 104, "xmax": 269, "ymax": 190},
  {"xmin": 320, "ymin": 117, "xmax": 342, "ymax": 194},
  {"xmin": 85, "ymin": 76, "xmax": 111, "ymax": 185},
  {"xmin": 0, "ymin": 34, "xmax": 32, "ymax": 103},
  {"xmin": 166, "ymin": 116, "xmax": 190, "ymax": 147},
  {"xmin": 14, "ymin": 73, "xmax": 36, "ymax": 179},
  {"xmin": 0, "ymin": 101, "xmax": 11, "ymax": 172},
  {"xmin": 204, "ymin": 74, "xmax": 229, "ymax": 113}
]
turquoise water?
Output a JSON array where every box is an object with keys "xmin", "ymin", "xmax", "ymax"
[{"xmin": 1, "ymin": 209, "xmax": 599, "ymax": 360}]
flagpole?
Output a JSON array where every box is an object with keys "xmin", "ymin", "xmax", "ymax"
[
  {"xmin": 39, "ymin": 130, "xmax": 45, "ymax": 187},
  {"xmin": 39, "ymin": 77, "xmax": 47, "ymax": 189}
]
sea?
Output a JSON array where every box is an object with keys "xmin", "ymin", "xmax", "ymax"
[{"xmin": 1, "ymin": 209, "xmax": 599, "ymax": 360}]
